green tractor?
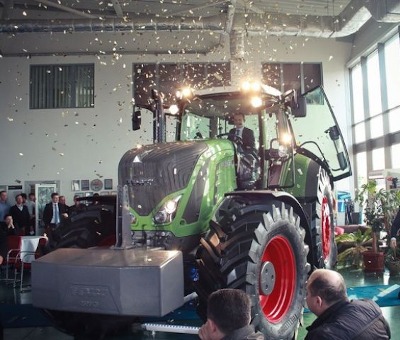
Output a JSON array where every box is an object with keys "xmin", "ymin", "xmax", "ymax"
[{"xmin": 32, "ymin": 83, "xmax": 351, "ymax": 339}]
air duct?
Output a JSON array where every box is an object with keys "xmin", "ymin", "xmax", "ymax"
[{"xmin": 0, "ymin": 0, "xmax": 399, "ymax": 37}]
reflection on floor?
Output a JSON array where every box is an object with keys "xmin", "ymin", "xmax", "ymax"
[{"xmin": 1, "ymin": 267, "xmax": 399, "ymax": 339}]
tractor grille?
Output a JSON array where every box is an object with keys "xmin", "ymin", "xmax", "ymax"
[{"xmin": 119, "ymin": 141, "xmax": 208, "ymax": 216}]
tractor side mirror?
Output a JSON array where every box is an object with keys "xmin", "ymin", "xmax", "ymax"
[
  {"xmin": 291, "ymin": 95, "xmax": 306, "ymax": 117},
  {"xmin": 132, "ymin": 110, "xmax": 142, "ymax": 131}
]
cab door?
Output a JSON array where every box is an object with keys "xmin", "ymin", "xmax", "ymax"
[{"xmin": 291, "ymin": 86, "xmax": 352, "ymax": 181}]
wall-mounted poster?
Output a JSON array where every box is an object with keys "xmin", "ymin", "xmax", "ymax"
[
  {"xmin": 81, "ymin": 179, "xmax": 90, "ymax": 191},
  {"xmin": 72, "ymin": 180, "xmax": 80, "ymax": 191},
  {"xmin": 104, "ymin": 178, "xmax": 113, "ymax": 190}
]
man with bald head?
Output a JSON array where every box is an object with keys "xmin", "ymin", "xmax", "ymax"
[{"xmin": 305, "ymin": 269, "xmax": 391, "ymax": 339}]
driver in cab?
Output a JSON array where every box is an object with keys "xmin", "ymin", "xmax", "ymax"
[{"xmin": 228, "ymin": 112, "xmax": 255, "ymax": 150}]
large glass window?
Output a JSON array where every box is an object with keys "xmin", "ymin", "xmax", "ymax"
[
  {"xmin": 355, "ymin": 152, "xmax": 367, "ymax": 189},
  {"xmin": 30, "ymin": 64, "xmax": 94, "ymax": 109},
  {"xmin": 372, "ymin": 148, "xmax": 385, "ymax": 170},
  {"xmin": 369, "ymin": 115, "xmax": 383, "ymax": 139},
  {"xmin": 351, "ymin": 64, "xmax": 364, "ymax": 124},
  {"xmin": 350, "ymin": 31, "xmax": 400, "ymax": 188},
  {"xmin": 391, "ymin": 144, "xmax": 400, "ymax": 168},
  {"xmin": 384, "ymin": 34, "xmax": 400, "ymax": 109},
  {"xmin": 389, "ymin": 107, "xmax": 400, "ymax": 133},
  {"xmin": 366, "ymin": 51, "xmax": 382, "ymax": 117},
  {"xmin": 353, "ymin": 122, "xmax": 366, "ymax": 143}
]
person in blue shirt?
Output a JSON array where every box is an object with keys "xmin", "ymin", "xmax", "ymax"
[{"xmin": 0, "ymin": 190, "xmax": 10, "ymax": 222}]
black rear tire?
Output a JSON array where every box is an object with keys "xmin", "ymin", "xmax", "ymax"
[{"xmin": 195, "ymin": 196, "xmax": 309, "ymax": 339}]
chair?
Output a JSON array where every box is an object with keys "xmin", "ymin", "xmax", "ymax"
[
  {"xmin": 14, "ymin": 236, "xmax": 46, "ymax": 291},
  {"xmin": 3, "ymin": 235, "xmax": 22, "ymax": 283}
]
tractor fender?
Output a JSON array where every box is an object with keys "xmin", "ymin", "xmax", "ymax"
[{"xmin": 224, "ymin": 189, "xmax": 316, "ymax": 268}]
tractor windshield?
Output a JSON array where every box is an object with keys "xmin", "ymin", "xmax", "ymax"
[
  {"xmin": 292, "ymin": 86, "xmax": 352, "ymax": 181},
  {"xmin": 180, "ymin": 92, "xmax": 260, "ymax": 149}
]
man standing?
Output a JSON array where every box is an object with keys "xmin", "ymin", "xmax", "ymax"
[
  {"xmin": 0, "ymin": 191, "xmax": 10, "ymax": 222},
  {"xmin": 198, "ymin": 288, "xmax": 264, "ymax": 340},
  {"xmin": 305, "ymin": 269, "xmax": 391, "ymax": 339},
  {"xmin": 9, "ymin": 194, "xmax": 30, "ymax": 235},
  {"xmin": 43, "ymin": 193, "xmax": 68, "ymax": 233}
]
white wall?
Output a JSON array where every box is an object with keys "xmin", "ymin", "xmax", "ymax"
[{"xmin": 0, "ymin": 31, "xmax": 353, "ymax": 204}]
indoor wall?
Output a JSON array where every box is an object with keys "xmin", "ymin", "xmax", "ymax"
[{"xmin": 0, "ymin": 31, "xmax": 353, "ymax": 204}]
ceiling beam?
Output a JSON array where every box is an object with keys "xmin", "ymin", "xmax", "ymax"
[
  {"xmin": 226, "ymin": 0, "xmax": 236, "ymax": 33},
  {"xmin": 111, "ymin": 0, "xmax": 123, "ymax": 18},
  {"xmin": 173, "ymin": 0, "xmax": 228, "ymax": 16},
  {"xmin": 33, "ymin": 0, "xmax": 98, "ymax": 19}
]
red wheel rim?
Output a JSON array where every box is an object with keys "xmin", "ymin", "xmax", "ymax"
[
  {"xmin": 259, "ymin": 235, "xmax": 295, "ymax": 323},
  {"xmin": 321, "ymin": 196, "xmax": 331, "ymax": 260}
]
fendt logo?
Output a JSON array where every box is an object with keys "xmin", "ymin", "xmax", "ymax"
[{"xmin": 130, "ymin": 178, "xmax": 155, "ymax": 186}]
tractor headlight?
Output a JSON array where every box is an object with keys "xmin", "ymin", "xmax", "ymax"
[
  {"xmin": 169, "ymin": 104, "xmax": 179, "ymax": 115},
  {"xmin": 241, "ymin": 81, "xmax": 261, "ymax": 92},
  {"xmin": 176, "ymin": 87, "xmax": 193, "ymax": 100},
  {"xmin": 154, "ymin": 195, "xmax": 182, "ymax": 224},
  {"xmin": 250, "ymin": 96, "xmax": 262, "ymax": 108}
]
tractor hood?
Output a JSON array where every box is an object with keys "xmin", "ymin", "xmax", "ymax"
[{"xmin": 118, "ymin": 140, "xmax": 234, "ymax": 216}]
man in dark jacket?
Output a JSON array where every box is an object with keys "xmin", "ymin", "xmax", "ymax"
[
  {"xmin": 228, "ymin": 112, "xmax": 255, "ymax": 150},
  {"xmin": 305, "ymin": 269, "xmax": 391, "ymax": 339},
  {"xmin": 43, "ymin": 192, "xmax": 69, "ymax": 231},
  {"xmin": 198, "ymin": 288, "xmax": 264, "ymax": 340},
  {"xmin": 9, "ymin": 194, "xmax": 30, "ymax": 235}
]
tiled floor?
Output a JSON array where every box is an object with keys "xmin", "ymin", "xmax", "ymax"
[{"xmin": 1, "ymin": 267, "xmax": 400, "ymax": 339}]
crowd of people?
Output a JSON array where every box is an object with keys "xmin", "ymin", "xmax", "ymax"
[
  {"xmin": 0, "ymin": 190, "xmax": 37, "ymax": 236},
  {"xmin": 0, "ymin": 190, "xmax": 89, "ymax": 265}
]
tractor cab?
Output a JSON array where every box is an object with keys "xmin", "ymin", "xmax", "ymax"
[{"xmin": 172, "ymin": 83, "xmax": 351, "ymax": 189}]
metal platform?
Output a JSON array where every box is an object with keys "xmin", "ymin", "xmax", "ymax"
[{"xmin": 32, "ymin": 247, "xmax": 184, "ymax": 317}]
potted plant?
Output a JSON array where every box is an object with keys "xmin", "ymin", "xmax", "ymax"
[
  {"xmin": 355, "ymin": 179, "xmax": 400, "ymax": 272},
  {"xmin": 336, "ymin": 228, "xmax": 372, "ymax": 268}
]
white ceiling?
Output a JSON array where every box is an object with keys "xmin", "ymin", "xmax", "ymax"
[
  {"xmin": 0, "ymin": 0, "xmax": 354, "ymax": 20},
  {"xmin": 1, "ymin": 0, "xmax": 400, "ymax": 36},
  {"xmin": 1, "ymin": 0, "xmax": 400, "ymax": 56}
]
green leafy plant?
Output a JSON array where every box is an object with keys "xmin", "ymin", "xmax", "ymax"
[
  {"xmin": 336, "ymin": 229, "xmax": 372, "ymax": 268},
  {"xmin": 355, "ymin": 179, "xmax": 400, "ymax": 253}
]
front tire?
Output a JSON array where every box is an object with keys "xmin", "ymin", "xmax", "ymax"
[{"xmin": 195, "ymin": 197, "xmax": 309, "ymax": 339}]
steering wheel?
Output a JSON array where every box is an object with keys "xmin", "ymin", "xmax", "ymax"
[
  {"xmin": 194, "ymin": 132, "xmax": 203, "ymax": 139},
  {"xmin": 216, "ymin": 132, "xmax": 230, "ymax": 139}
]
